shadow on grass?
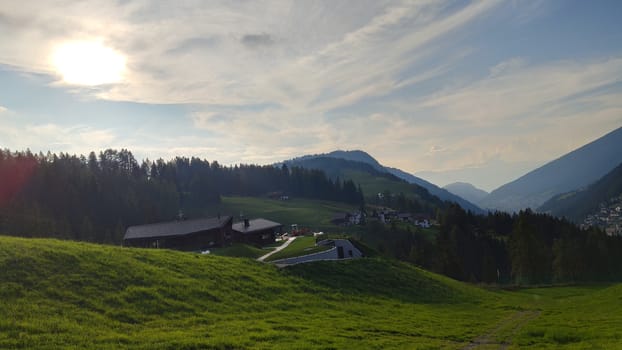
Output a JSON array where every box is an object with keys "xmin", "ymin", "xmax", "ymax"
[{"xmin": 283, "ymin": 258, "xmax": 481, "ymax": 304}]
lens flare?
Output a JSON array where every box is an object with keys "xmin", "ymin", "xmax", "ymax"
[{"xmin": 51, "ymin": 40, "xmax": 126, "ymax": 86}]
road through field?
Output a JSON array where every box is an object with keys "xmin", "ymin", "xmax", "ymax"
[{"xmin": 257, "ymin": 237, "xmax": 297, "ymax": 262}]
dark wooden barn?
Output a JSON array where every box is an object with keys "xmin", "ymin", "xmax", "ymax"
[
  {"xmin": 123, "ymin": 216, "xmax": 233, "ymax": 251},
  {"xmin": 232, "ymin": 218, "xmax": 282, "ymax": 246}
]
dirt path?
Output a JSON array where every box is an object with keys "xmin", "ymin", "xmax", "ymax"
[
  {"xmin": 462, "ymin": 310, "xmax": 541, "ymax": 350},
  {"xmin": 256, "ymin": 236, "xmax": 297, "ymax": 262}
]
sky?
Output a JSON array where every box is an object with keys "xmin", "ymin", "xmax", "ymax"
[{"xmin": 0, "ymin": 0, "xmax": 621, "ymax": 192}]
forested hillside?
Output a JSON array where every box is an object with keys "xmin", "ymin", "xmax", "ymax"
[
  {"xmin": 0, "ymin": 149, "xmax": 363, "ymax": 244},
  {"xmin": 284, "ymin": 150, "xmax": 484, "ymax": 213},
  {"xmin": 355, "ymin": 205, "xmax": 622, "ymax": 284},
  {"xmin": 539, "ymin": 162, "xmax": 622, "ymax": 222},
  {"xmin": 284, "ymin": 156, "xmax": 448, "ymax": 215}
]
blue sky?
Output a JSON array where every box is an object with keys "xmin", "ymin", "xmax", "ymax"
[{"xmin": 0, "ymin": 0, "xmax": 621, "ymax": 191}]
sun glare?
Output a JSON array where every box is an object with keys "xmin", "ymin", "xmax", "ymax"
[{"xmin": 51, "ymin": 40, "xmax": 126, "ymax": 86}]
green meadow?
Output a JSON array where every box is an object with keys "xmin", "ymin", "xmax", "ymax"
[
  {"xmin": 204, "ymin": 196, "xmax": 357, "ymax": 232},
  {"xmin": 1, "ymin": 235, "xmax": 620, "ymax": 349},
  {"xmin": 209, "ymin": 243, "xmax": 268, "ymax": 259},
  {"xmin": 264, "ymin": 236, "xmax": 331, "ymax": 262},
  {"xmin": 341, "ymin": 169, "xmax": 416, "ymax": 198}
]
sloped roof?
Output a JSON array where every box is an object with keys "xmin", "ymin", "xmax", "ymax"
[
  {"xmin": 232, "ymin": 218, "xmax": 282, "ymax": 234},
  {"xmin": 331, "ymin": 212, "xmax": 349, "ymax": 221},
  {"xmin": 124, "ymin": 216, "xmax": 232, "ymax": 240}
]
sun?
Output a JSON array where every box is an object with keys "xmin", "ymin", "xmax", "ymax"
[{"xmin": 51, "ymin": 40, "xmax": 126, "ymax": 86}]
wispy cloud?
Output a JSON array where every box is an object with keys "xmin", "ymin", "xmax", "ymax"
[
  {"xmin": 377, "ymin": 56, "xmax": 622, "ymax": 181},
  {"xmin": 419, "ymin": 57, "xmax": 622, "ymax": 123},
  {"xmin": 509, "ymin": 0, "xmax": 551, "ymax": 24},
  {"xmin": 489, "ymin": 57, "xmax": 528, "ymax": 77},
  {"xmin": 0, "ymin": 0, "xmax": 501, "ymax": 109}
]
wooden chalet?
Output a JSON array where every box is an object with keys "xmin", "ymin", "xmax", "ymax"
[
  {"xmin": 232, "ymin": 218, "xmax": 282, "ymax": 246},
  {"xmin": 123, "ymin": 216, "xmax": 233, "ymax": 251}
]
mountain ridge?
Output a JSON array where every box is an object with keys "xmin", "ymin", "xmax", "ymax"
[
  {"xmin": 538, "ymin": 161, "xmax": 622, "ymax": 222},
  {"xmin": 479, "ymin": 127, "xmax": 622, "ymax": 213},
  {"xmin": 443, "ymin": 182, "xmax": 489, "ymax": 205},
  {"xmin": 284, "ymin": 150, "xmax": 484, "ymax": 214}
]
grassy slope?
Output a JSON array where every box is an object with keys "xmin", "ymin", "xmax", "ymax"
[
  {"xmin": 205, "ymin": 196, "xmax": 357, "ymax": 232},
  {"xmin": 511, "ymin": 285, "xmax": 622, "ymax": 349},
  {"xmin": 209, "ymin": 243, "xmax": 268, "ymax": 259},
  {"xmin": 341, "ymin": 169, "xmax": 414, "ymax": 198},
  {"xmin": 0, "ymin": 236, "xmax": 504, "ymax": 349},
  {"xmin": 1, "ymin": 236, "xmax": 620, "ymax": 349},
  {"xmin": 264, "ymin": 236, "xmax": 331, "ymax": 262}
]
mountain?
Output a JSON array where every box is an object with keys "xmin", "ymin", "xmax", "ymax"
[
  {"xmin": 443, "ymin": 182, "xmax": 489, "ymax": 205},
  {"xmin": 324, "ymin": 150, "xmax": 385, "ymax": 171},
  {"xmin": 285, "ymin": 150, "xmax": 484, "ymax": 214},
  {"xmin": 285, "ymin": 155, "xmax": 391, "ymax": 180},
  {"xmin": 480, "ymin": 127, "xmax": 622, "ymax": 213},
  {"xmin": 285, "ymin": 156, "xmax": 447, "ymax": 213},
  {"xmin": 538, "ymin": 162, "xmax": 622, "ymax": 222},
  {"xmin": 385, "ymin": 167, "xmax": 484, "ymax": 213}
]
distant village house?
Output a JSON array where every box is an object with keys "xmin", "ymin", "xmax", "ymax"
[{"xmin": 413, "ymin": 213, "xmax": 432, "ymax": 228}]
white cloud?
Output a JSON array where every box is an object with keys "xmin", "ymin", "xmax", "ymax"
[
  {"xmin": 0, "ymin": 123, "xmax": 117, "ymax": 154},
  {"xmin": 0, "ymin": 0, "xmax": 500, "ymax": 110},
  {"xmin": 0, "ymin": 105, "xmax": 7, "ymax": 113}
]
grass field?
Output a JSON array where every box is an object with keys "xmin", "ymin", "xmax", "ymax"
[
  {"xmin": 509, "ymin": 285, "xmax": 622, "ymax": 349},
  {"xmin": 203, "ymin": 196, "xmax": 357, "ymax": 232},
  {"xmin": 264, "ymin": 236, "xmax": 331, "ymax": 262},
  {"xmin": 1, "ymin": 235, "xmax": 620, "ymax": 349},
  {"xmin": 341, "ymin": 169, "xmax": 415, "ymax": 198},
  {"xmin": 209, "ymin": 243, "xmax": 268, "ymax": 259}
]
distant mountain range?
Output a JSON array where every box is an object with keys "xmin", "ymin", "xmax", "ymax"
[
  {"xmin": 443, "ymin": 182, "xmax": 488, "ymax": 205},
  {"xmin": 538, "ymin": 162, "xmax": 622, "ymax": 223},
  {"xmin": 283, "ymin": 150, "xmax": 484, "ymax": 214},
  {"xmin": 479, "ymin": 127, "xmax": 622, "ymax": 213}
]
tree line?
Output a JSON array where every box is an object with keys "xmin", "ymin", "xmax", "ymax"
[
  {"xmin": 356, "ymin": 204, "xmax": 622, "ymax": 284},
  {"xmin": 0, "ymin": 148, "xmax": 363, "ymax": 244},
  {"xmin": 4, "ymin": 147, "xmax": 619, "ymax": 285}
]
